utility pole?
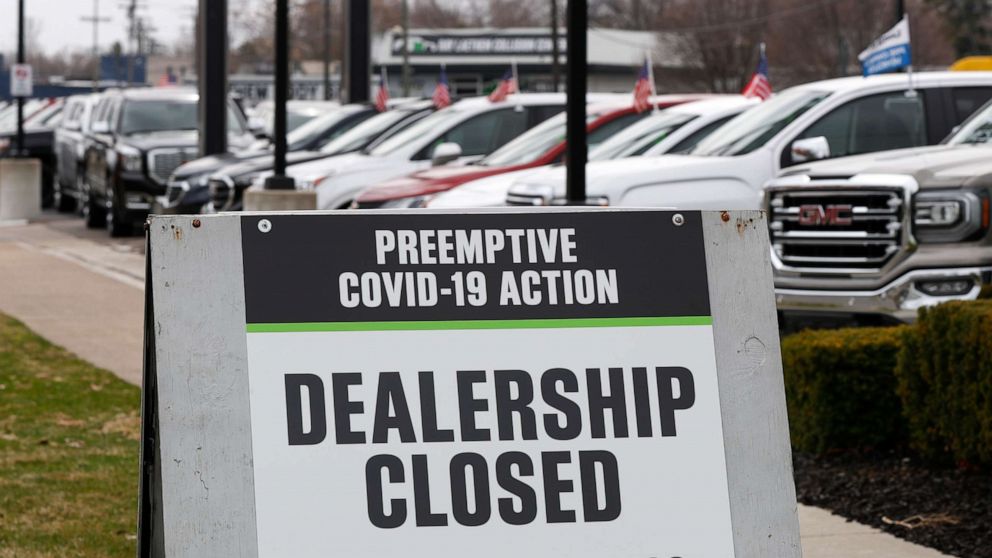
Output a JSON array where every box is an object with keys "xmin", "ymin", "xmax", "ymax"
[
  {"xmin": 265, "ymin": 0, "xmax": 294, "ymax": 189},
  {"xmin": 401, "ymin": 0, "xmax": 411, "ymax": 96},
  {"xmin": 550, "ymin": 0, "xmax": 560, "ymax": 92},
  {"xmin": 565, "ymin": 0, "xmax": 587, "ymax": 204},
  {"xmin": 81, "ymin": 0, "xmax": 111, "ymax": 91},
  {"xmin": 323, "ymin": 0, "xmax": 332, "ymax": 100},
  {"xmin": 198, "ymin": 0, "xmax": 228, "ymax": 156},
  {"xmin": 344, "ymin": 0, "xmax": 371, "ymax": 103},
  {"xmin": 125, "ymin": 0, "xmax": 137, "ymax": 87}
]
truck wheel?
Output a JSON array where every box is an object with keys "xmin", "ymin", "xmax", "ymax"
[
  {"xmin": 85, "ymin": 190, "xmax": 107, "ymax": 229},
  {"xmin": 54, "ymin": 175, "xmax": 77, "ymax": 213},
  {"xmin": 107, "ymin": 185, "xmax": 133, "ymax": 238}
]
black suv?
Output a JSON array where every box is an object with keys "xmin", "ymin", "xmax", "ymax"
[{"xmin": 82, "ymin": 88, "xmax": 254, "ymax": 236}]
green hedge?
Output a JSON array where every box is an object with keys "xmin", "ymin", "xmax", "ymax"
[
  {"xmin": 896, "ymin": 301, "xmax": 992, "ymax": 466},
  {"xmin": 782, "ymin": 326, "xmax": 908, "ymax": 454}
]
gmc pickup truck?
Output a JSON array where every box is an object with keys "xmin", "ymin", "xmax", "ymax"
[{"xmin": 765, "ymin": 97, "xmax": 992, "ymax": 327}]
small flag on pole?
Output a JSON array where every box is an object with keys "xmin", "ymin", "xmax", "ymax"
[
  {"xmin": 375, "ymin": 69, "xmax": 390, "ymax": 112},
  {"xmin": 433, "ymin": 64, "xmax": 451, "ymax": 109},
  {"xmin": 632, "ymin": 58, "xmax": 653, "ymax": 113},
  {"xmin": 742, "ymin": 44, "xmax": 772, "ymax": 101},
  {"xmin": 488, "ymin": 68, "xmax": 518, "ymax": 103},
  {"xmin": 858, "ymin": 16, "xmax": 911, "ymax": 76}
]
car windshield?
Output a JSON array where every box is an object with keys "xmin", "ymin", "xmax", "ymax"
[
  {"xmin": 120, "ymin": 100, "xmax": 199, "ymax": 134},
  {"xmin": 947, "ymin": 100, "xmax": 992, "ymax": 145},
  {"xmin": 319, "ymin": 109, "xmax": 422, "ymax": 155},
  {"xmin": 368, "ymin": 109, "xmax": 467, "ymax": 156},
  {"xmin": 478, "ymin": 111, "xmax": 611, "ymax": 167},
  {"xmin": 689, "ymin": 89, "xmax": 829, "ymax": 156},
  {"xmin": 590, "ymin": 111, "xmax": 696, "ymax": 161},
  {"xmin": 286, "ymin": 109, "xmax": 355, "ymax": 150}
]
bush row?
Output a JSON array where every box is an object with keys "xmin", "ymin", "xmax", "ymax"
[{"xmin": 782, "ymin": 300, "xmax": 992, "ymax": 466}]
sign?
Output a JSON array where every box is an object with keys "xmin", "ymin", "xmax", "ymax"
[
  {"xmin": 859, "ymin": 17, "xmax": 912, "ymax": 76},
  {"xmin": 393, "ymin": 33, "xmax": 569, "ymax": 57},
  {"xmin": 139, "ymin": 210, "xmax": 801, "ymax": 558},
  {"xmin": 10, "ymin": 64, "xmax": 32, "ymax": 97}
]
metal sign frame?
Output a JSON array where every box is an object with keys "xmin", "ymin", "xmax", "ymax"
[{"xmin": 138, "ymin": 209, "xmax": 800, "ymax": 557}]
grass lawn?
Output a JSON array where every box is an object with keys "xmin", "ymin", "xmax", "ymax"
[{"xmin": 0, "ymin": 313, "xmax": 140, "ymax": 557}]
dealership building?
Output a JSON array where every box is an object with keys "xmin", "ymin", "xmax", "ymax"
[{"xmin": 373, "ymin": 27, "xmax": 691, "ymax": 97}]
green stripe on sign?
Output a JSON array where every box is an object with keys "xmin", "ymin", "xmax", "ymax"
[{"xmin": 246, "ymin": 316, "xmax": 713, "ymax": 333}]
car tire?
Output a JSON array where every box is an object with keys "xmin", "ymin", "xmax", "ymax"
[
  {"xmin": 107, "ymin": 183, "xmax": 132, "ymax": 238},
  {"xmin": 84, "ymin": 181, "xmax": 107, "ymax": 229},
  {"xmin": 53, "ymin": 175, "xmax": 77, "ymax": 213},
  {"xmin": 75, "ymin": 172, "xmax": 88, "ymax": 216}
]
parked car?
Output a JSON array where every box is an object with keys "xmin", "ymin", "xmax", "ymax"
[
  {"xmin": 205, "ymin": 99, "xmax": 437, "ymax": 212},
  {"xmin": 82, "ymin": 88, "xmax": 254, "ymax": 236},
  {"xmin": 0, "ymin": 97, "xmax": 64, "ymax": 208},
  {"xmin": 262, "ymin": 93, "xmax": 632, "ymax": 210},
  {"xmin": 765, "ymin": 97, "xmax": 992, "ymax": 328},
  {"xmin": 351, "ymin": 95, "xmax": 710, "ymax": 209},
  {"xmin": 53, "ymin": 93, "xmax": 102, "ymax": 212},
  {"xmin": 161, "ymin": 102, "xmax": 379, "ymax": 213},
  {"xmin": 428, "ymin": 95, "xmax": 758, "ymax": 208},
  {"xmin": 504, "ymin": 72, "xmax": 992, "ymax": 208}
]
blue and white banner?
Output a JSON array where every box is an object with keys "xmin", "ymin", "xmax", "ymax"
[{"xmin": 859, "ymin": 17, "xmax": 912, "ymax": 76}]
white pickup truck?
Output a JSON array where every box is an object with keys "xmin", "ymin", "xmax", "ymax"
[{"xmin": 504, "ymin": 72, "xmax": 992, "ymax": 208}]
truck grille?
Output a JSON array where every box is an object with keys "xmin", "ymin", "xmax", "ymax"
[
  {"xmin": 149, "ymin": 148, "xmax": 198, "ymax": 185},
  {"xmin": 769, "ymin": 188, "xmax": 906, "ymax": 272}
]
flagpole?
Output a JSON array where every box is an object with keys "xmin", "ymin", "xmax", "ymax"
[
  {"xmin": 903, "ymin": 15, "xmax": 916, "ymax": 97},
  {"xmin": 512, "ymin": 58, "xmax": 519, "ymax": 92},
  {"xmin": 647, "ymin": 50, "xmax": 658, "ymax": 112}
]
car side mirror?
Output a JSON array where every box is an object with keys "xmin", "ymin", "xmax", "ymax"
[
  {"xmin": 64, "ymin": 120, "xmax": 82, "ymax": 131},
  {"xmin": 431, "ymin": 142, "xmax": 463, "ymax": 166},
  {"xmin": 91, "ymin": 121, "xmax": 111, "ymax": 134},
  {"xmin": 791, "ymin": 136, "xmax": 830, "ymax": 163}
]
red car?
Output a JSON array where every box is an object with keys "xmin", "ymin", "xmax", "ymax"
[{"xmin": 352, "ymin": 95, "xmax": 708, "ymax": 209}]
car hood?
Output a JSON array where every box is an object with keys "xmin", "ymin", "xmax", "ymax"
[
  {"xmin": 427, "ymin": 168, "xmax": 546, "ymax": 208},
  {"xmin": 288, "ymin": 152, "xmax": 405, "ymax": 181},
  {"xmin": 119, "ymin": 130, "xmax": 200, "ymax": 150},
  {"xmin": 780, "ymin": 144, "xmax": 992, "ymax": 188},
  {"xmin": 357, "ymin": 162, "xmax": 527, "ymax": 202},
  {"xmin": 528, "ymin": 154, "xmax": 742, "ymax": 199},
  {"xmin": 214, "ymin": 150, "xmax": 332, "ymax": 180}
]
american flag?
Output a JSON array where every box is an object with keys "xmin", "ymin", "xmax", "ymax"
[
  {"xmin": 632, "ymin": 59, "xmax": 653, "ymax": 113},
  {"xmin": 433, "ymin": 66, "xmax": 451, "ymax": 109},
  {"xmin": 742, "ymin": 46, "xmax": 772, "ymax": 101},
  {"xmin": 488, "ymin": 68, "xmax": 517, "ymax": 103},
  {"xmin": 374, "ymin": 75, "xmax": 390, "ymax": 112}
]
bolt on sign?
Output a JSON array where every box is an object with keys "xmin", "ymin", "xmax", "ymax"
[{"xmin": 138, "ymin": 209, "xmax": 801, "ymax": 558}]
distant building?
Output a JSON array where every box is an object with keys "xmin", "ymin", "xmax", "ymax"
[{"xmin": 372, "ymin": 27, "xmax": 694, "ymax": 96}]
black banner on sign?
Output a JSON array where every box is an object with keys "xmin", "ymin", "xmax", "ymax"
[{"xmin": 240, "ymin": 211, "xmax": 710, "ymax": 325}]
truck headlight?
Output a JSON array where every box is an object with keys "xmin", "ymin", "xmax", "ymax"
[
  {"xmin": 912, "ymin": 190, "xmax": 988, "ymax": 243},
  {"xmin": 117, "ymin": 146, "xmax": 144, "ymax": 173}
]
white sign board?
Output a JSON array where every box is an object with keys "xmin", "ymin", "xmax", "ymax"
[
  {"xmin": 10, "ymin": 64, "xmax": 32, "ymax": 97},
  {"xmin": 139, "ymin": 210, "xmax": 801, "ymax": 558}
]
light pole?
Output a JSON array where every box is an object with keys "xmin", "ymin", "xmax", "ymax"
[
  {"xmin": 402, "ymin": 0, "xmax": 411, "ymax": 96},
  {"xmin": 265, "ymin": 0, "xmax": 294, "ymax": 189},
  {"xmin": 565, "ymin": 0, "xmax": 587, "ymax": 203},
  {"xmin": 550, "ymin": 0, "xmax": 560, "ymax": 92}
]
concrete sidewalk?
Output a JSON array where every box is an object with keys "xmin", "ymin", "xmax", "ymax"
[{"xmin": 0, "ymin": 217, "xmax": 952, "ymax": 558}]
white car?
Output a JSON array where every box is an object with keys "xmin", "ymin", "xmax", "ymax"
[
  {"xmin": 502, "ymin": 72, "xmax": 992, "ymax": 209},
  {"xmin": 259, "ymin": 93, "xmax": 633, "ymax": 210},
  {"xmin": 427, "ymin": 95, "xmax": 758, "ymax": 208}
]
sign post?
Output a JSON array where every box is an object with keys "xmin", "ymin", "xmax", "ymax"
[{"xmin": 139, "ymin": 209, "xmax": 801, "ymax": 557}]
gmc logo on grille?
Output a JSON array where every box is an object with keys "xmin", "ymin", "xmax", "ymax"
[{"xmin": 797, "ymin": 204, "xmax": 853, "ymax": 226}]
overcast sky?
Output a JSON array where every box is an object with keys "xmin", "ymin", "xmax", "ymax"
[{"xmin": 0, "ymin": 0, "xmax": 198, "ymax": 57}]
